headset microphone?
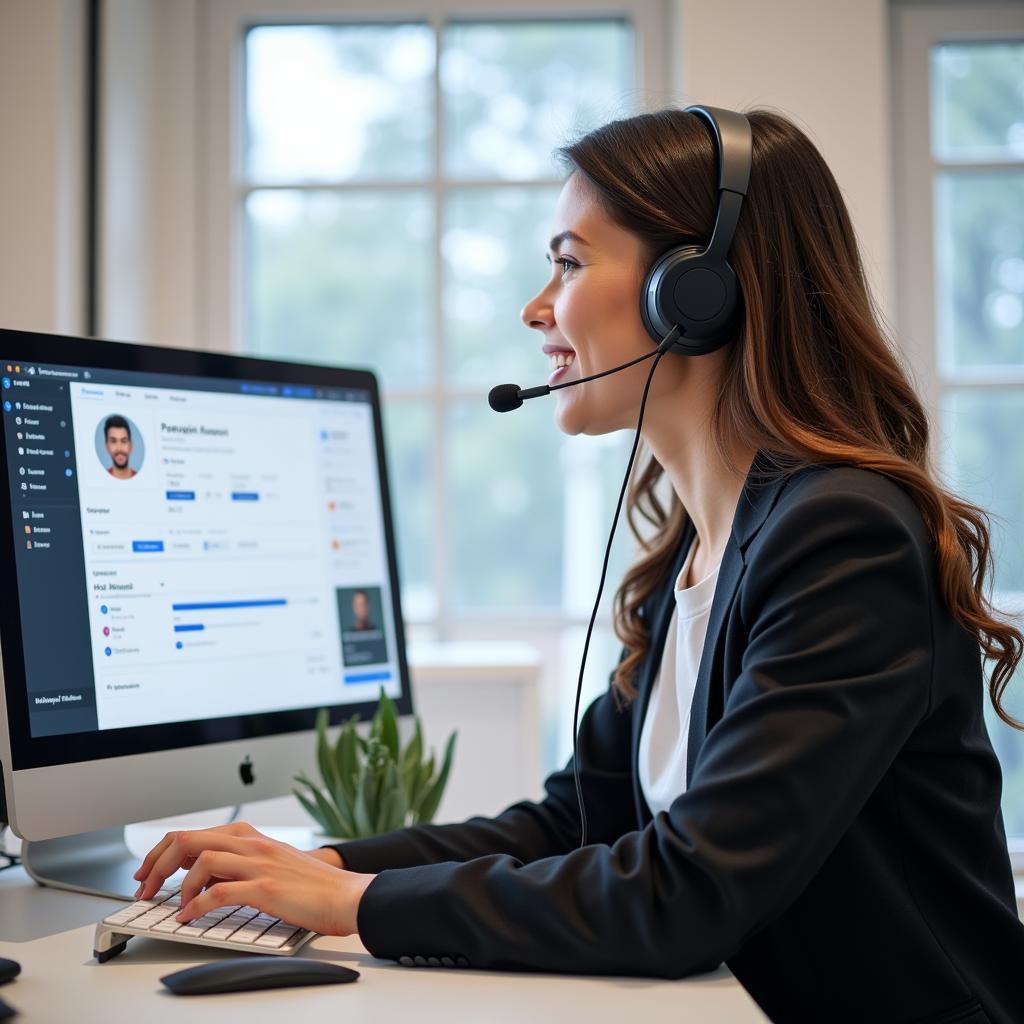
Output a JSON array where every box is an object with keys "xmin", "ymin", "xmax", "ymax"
[{"xmin": 488, "ymin": 327, "xmax": 681, "ymax": 414}]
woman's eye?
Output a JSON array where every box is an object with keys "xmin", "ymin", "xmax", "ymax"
[{"xmin": 556, "ymin": 257, "xmax": 578, "ymax": 276}]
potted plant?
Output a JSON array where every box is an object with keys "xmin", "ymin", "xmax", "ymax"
[{"xmin": 293, "ymin": 686, "xmax": 457, "ymax": 839}]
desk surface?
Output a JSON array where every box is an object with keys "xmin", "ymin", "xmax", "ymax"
[{"xmin": 0, "ymin": 861, "xmax": 768, "ymax": 1023}]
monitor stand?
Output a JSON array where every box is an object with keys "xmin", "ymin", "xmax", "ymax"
[{"xmin": 21, "ymin": 827, "xmax": 140, "ymax": 901}]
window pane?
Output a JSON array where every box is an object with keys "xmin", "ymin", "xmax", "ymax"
[
  {"xmin": 934, "ymin": 172, "xmax": 1024, "ymax": 369},
  {"xmin": 246, "ymin": 189, "xmax": 433, "ymax": 390},
  {"xmin": 443, "ymin": 185, "xmax": 560, "ymax": 387},
  {"xmin": 448, "ymin": 398, "xmax": 563, "ymax": 609},
  {"xmin": 448, "ymin": 397, "xmax": 638, "ymax": 613},
  {"xmin": 441, "ymin": 20, "xmax": 633, "ymax": 180},
  {"xmin": 554, "ymin": 623, "xmax": 621, "ymax": 769},
  {"xmin": 942, "ymin": 389, "xmax": 1024, "ymax": 593},
  {"xmin": 985, "ymin": 660, "xmax": 1024, "ymax": 837},
  {"xmin": 246, "ymin": 24, "xmax": 435, "ymax": 183},
  {"xmin": 561, "ymin": 431, "xmax": 637, "ymax": 622},
  {"xmin": 930, "ymin": 42, "xmax": 1024, "ymax": 163},
  {"xmin": 382, "ymin": 400, "xmax": 436, "ymax": 620}
]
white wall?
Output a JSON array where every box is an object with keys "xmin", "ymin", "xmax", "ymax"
[
  {"xmin": 0, "ymin": 0, "xmax": 87, "ymax": 335},
  {"xmin": 674, "ymin": 0, "xmax": 894, "ymax": 325},
  {"xmin": 99, "ymin": 0, "xmax": 201, "ymax": 347}
]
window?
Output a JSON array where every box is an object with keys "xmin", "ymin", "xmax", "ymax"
[
  {"xmin": 894, "ymin": 4, "xmax": 1024, "ymax": 841},
  {"xmin": 202, "ymin": 0, "xmax": 668, "ymax": 769}
]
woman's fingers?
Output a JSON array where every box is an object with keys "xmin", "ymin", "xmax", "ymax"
[
  {"xmin": 177, "ymin": 880, "xmax": 261, "ymax": 923},
  {"xmin": 136, "ymin": 828, "xmax": 266, "ymax": 899},
  {"xmin": 178, "ymin": 850, "xmax": 254, "ymax": 910},
  {"xmin": 132, "ymin": 831, "xmax": 178, "ymax": 882},
  {"xmin": 133, "ymin": 821, "xmax": 261, "ymax": 883}
]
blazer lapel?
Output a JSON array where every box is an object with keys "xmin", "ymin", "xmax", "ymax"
[{"xmin": 630, "ymin": 449, "xmax": 794, "ymax": 823}]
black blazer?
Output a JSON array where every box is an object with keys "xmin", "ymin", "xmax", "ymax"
[{"xmin": 335, "ymin": 450, "xmax": 1024, "ymax": 1023}]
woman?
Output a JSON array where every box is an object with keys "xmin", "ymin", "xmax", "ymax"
[{"xmin": 133, "ymin": 107, "xmax": 1024, "ymax": 1022}]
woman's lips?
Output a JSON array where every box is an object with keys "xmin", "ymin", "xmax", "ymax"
[
  {"xmin": 548, "ymin": 362, "xmax": 573, "ymax": 386},
  {"xmin": 547, "ymin": 352, "xmax": 576, "ymax": 387}
]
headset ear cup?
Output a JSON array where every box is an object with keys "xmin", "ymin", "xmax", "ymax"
[
  {"xmin": 642, "ymin": 247, "xmax": 741, "ymax": 355},
  {"xmin": 641, "ymin": 245, "xmax": 704, "ymax": 343}
]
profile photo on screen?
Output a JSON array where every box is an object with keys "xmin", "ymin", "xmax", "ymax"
[
  {"xmin": 335, "ymin": 585, "xmax": 387, "ymax": 668},
  {"xmin": 349, "ymin": 589, "xmax": 376, "ymax": 631},
  {"xmin": 95, "ymin": 413, "xmax": 144, "ymax": 479}
]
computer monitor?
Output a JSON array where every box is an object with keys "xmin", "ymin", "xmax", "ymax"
[{"xmin": 0, "ymin": 327, "xmax": 413, "ymax": 898}]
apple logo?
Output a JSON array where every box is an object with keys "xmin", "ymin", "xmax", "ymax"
[{"xmin": 239, "ymin": 756, "xmax": 255, "ymax": 786}]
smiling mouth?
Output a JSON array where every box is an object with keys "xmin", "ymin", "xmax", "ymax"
[{"xmin": 548, "ymin": 352, "xmax": 576, "ymax": 372}]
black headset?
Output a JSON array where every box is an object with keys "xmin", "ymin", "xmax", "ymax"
[{"xmin": 640, "ymin": 105, "xmax": 752, "ymax": 356}]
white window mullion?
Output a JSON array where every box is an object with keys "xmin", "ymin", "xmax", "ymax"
[{"xmin": 430, "ymin": 13, "xmax": 451, "ymax": 641}]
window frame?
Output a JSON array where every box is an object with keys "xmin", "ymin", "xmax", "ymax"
[
  {"xmin": 892, "ymin": 0, "xmax": 1024, "ymax": 867},
  {"xmin": 197, "ymin": 0, "xmax": 669, "ymax": 768}
]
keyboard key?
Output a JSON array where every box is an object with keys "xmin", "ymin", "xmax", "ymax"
[
  {"xmin": 226, "ymin": 923, "xmax": 270, "ymax": 944},
  {"xmin": 255, "ymin": 928, "xmax": 302, "ymax": 948},
  {"xmin": 151, "ymin": 919, "xmax": 184, "ymax": 934},
  {"xmin": 104, "ymin": 905, "xmax": 150, "ymax": 926},
  {"xmin": 132, "ymin": 907, "xmax": 179, "ymax": 928}
]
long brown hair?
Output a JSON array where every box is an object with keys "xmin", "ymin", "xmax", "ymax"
[{"xmin": 558, "ymin": 107, "xmax": 1023, "ymax": 729}]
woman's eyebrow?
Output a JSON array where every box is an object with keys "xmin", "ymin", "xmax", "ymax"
[{"xmin": 548, "ymin": 230, "xmax": 590, "ymax": 254}]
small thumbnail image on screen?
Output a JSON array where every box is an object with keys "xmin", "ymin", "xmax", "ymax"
[{"xmin": 336, "ymin": 585, "xmax": 388, "ymax": 667}]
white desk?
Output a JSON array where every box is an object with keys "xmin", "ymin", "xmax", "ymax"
[{"xmin": 0, "ymin": 848, "xmax": 768, "ymax": 1022}]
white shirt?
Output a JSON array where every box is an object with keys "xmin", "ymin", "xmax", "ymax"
[{"xmin": 637, "ymin": 540, "xmax": 723, "ymax": 817}]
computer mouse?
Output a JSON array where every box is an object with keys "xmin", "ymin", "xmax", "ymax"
[
  {"xmin": 160, "ymin": 957, "xmax": 359, "ymax": 995},
  {"xmin": 0, "ymin": 959, "xmax": 19, "ymax": 985}
]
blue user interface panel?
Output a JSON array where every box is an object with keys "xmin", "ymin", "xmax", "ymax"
[{"xmin": 1, "ymin": 359, "xmax": 401, "ymax": 739}]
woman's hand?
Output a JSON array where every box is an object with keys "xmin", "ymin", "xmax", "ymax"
[
  {"xmin": 132, "ymin": 822, "xmax": 374, "ymax": 936},
  {"xmin": 306, "ymin": 846, "xmax": 345, "ymax": 869}
]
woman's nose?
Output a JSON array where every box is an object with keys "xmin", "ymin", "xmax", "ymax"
[{"xmin": 520, "ymin": 287, "xmax": 553, "ymax": 330}]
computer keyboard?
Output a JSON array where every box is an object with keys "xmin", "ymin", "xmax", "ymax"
[{"xmin": 93, "ymin": 885, "xmax": 316, "ymax": 962}]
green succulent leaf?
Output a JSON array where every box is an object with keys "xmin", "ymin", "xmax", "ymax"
[
  {"xmin": 374, "ymin": 760, "xmax": 400, "ymax": 833},
  {"xmin": 376, "ymin": 688, "xmax": 400, "ymax": 762},
  {"xmin": 293, "ymin": 775, "xmax": 351, "ymax": 838},
  {"xmin": 293, "ymin": 788, "xmax": 329, "ymax": 834},
  {"xmin": 314, "ymin": 708, "xmax": 337, "ymax": 793},
  {"xmin": 353, "ymin": 765, "xmax": 375, "ymax": 838},
  {"xmin": 409, "ymin": 758, "xmax": 434, "ymax": 819},
  {"xmin": 417, "ymin": 731, "xmax": 457, "ymax": 824},
  {"xmin": 402, "ymin": 717, "xmax": 423, "ymax": 772},
  {"xmin": 335, "ymin": 725, "xmax": 359, "ymax": 805}
]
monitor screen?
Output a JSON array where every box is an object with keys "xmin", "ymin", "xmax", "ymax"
[{"xmin": 0, "ymin": 330, "xmax": 411, "ymax": 774}]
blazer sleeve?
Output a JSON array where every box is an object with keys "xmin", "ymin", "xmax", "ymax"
[
  {"xmin": 328, "ymin": 663, "xmax": 637, "ymax": 873},
  {"xmin": 354, "ymin": 479, "xmax": 933, "ymax": 977}
]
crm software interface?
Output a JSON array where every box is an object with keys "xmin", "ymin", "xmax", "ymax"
[{"xmin": 0, "ymin": 359, "xmax": 402, "ymax": 738}]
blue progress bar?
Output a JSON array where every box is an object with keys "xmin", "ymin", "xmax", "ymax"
[
  {"xmin": 171, "ymin": 599, "xmax": 287, "ymax": 611},
  {"xmin": 344, "ymin": 670, "xmax": 392, "ymax": 684},
  {"xmin": 173, "ymin": 624, "xmax": 204, "ymax": 632}
]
